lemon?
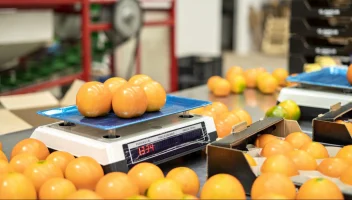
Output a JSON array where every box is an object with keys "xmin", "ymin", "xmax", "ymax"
[
  {"xmin": 229, "ymin": 75, "xmax": 246, "ymax": 94},
  {"xmin": 265, "ymin": 105, "xmax": 289, "ymax": 119},
  {"xmin": 279, "ymin": 100, "xmax": 301, "ymax": 120}
]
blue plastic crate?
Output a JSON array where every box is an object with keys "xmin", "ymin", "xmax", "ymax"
[
  {"xmin": 287, "ymin": 67, "xmax": 352, "ymax": 90},
  {"xmin": 37, "ymin": 95, "xmax": 211, "ymax": 130}
]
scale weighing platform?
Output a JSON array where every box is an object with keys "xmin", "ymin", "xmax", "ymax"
[
  {"xmin": 278, "ymin": 67, "xmax": 352, "ymax": 120},
  {"xmin": 31, "ymin": 95, "xmax": 217, "ymax": 173}
]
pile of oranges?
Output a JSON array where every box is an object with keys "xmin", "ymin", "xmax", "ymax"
[
  {"xmin": 207, "ymin": 66, "xmax": 290, "ymax": 96},
  {"xmin": 76, "ymin": 74, "xmax": 167, "ymax": 118},
  {"xmin": 189, "ymin": 102, "xmax": 252, "ymax": 138},
  {"xmin": 0, "ymin": 137, "xmax": 349, "ymax": 199},
  {"xmin": 241, "ymin": 131, "xmax": 352, "ymax": 199}
]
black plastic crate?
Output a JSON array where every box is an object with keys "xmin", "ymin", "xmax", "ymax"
[
  {"xmin": 178, "ymin": 56, "xmax": 222, "ymax": 90},
  {"xmin": 289, "ymin": 54, "xmax": 316, "ymax": 74},
  {"xmin": 291, "ymin": 0, "xmax": 352, "ymax": 18},
  {"xmin": 289, "ymin": 35, "xmax": 352, "ymax": 56},
  {"xmin": 290, "ymin": 17, "xmax": 352, "ymax": 37}
]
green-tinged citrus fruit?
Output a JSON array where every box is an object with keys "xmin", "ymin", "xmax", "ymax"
[
  {"xmin": 279, "ymin": 100, "xmax": 301, "ymax": 120},
  {"xmin": 229, "ymin": 75, "xmax": 246, "ymax": 94},
  {"xmin": 265, "ymin": 105, "xmax": 289, "ymax": 119}
]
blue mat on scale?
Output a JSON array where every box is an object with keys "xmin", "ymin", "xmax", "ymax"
[
  {"xmin": 37, "ymin": 95, "xmax": 211, "ymax": 130},
  {"xmin": 287, "ymin": 67, "xmax": 352, "ymax": 90}
]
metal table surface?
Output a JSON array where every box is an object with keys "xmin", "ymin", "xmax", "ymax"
[{"xmin": 0, "ymin": 85, "xmax": 313, "ymax": 189}]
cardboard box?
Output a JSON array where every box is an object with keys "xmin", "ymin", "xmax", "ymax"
[
  {"xmin": 206, "ymin": 117, "xmax": 352, "ymax": 198},
  {"xmin": 313, "ymin": 102, "xmax": 352, "ymax": 146},
  {"xmin": 0, "ymin": 79, "xmax": 85, "ymax": 135}
]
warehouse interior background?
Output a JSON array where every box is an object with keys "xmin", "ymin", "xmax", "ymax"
[
  {"xmin": 0, "ymin": 0, "xmax": 289, "ymax": 95},
  {"xmin": 2, "ymin": 0, "xmax": 350, "ymax": 135},
  {"xmin": 2, "ymin": 1, "xmax": 352, "ymax": 198}
]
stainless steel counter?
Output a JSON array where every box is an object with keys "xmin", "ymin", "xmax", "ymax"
[{"xmin": 0, "ymin": 85, "xmax": 312, "ymax": 189}]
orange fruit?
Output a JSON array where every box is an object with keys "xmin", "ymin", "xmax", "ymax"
[
  {"xmin": 226, "ymin": 66, "xmax": 244, "ymax": 81},
  {"xmin": 347, "ymin": 64, "xmax": 352, "ymax": 84},
  {"xmin": 39, "ymin": 177, "xmax": 76, "ymax": 199},
  {"xmin": 285, "ymin": 149, "xmax": 317, "ymax": 170},
  {"xmin": 76, "ymin": 81, "xmax": 112, "ymax": 117},
  {"xmin": 0, "ymin": 151, "xmax": 8, "ymax": 162},
  {"xmin": 256, "ymin": 67, "xmax": 266, "ymax": 73},
  {"xmin": 257, "ymin": 74, "xmax": 278, "ymax": 94},
  {"xmin": 255, "ymin": 134, "xmax": 278, "ymax": 148},
  {"xmin": 95, "ymin": 172, "xmax": 139, "ymax": 199},
  {"xmin": 232, "ymin": 108, "xmax": 252, "ymax": 126},
  {"xmin": 127, "ymin": 162, "xmax": 164, "ymax": 195},
  {"xmin": 244, "ymin": 69, "xmax": 259, "ymax": 88},
  {"xmin": 261, "ymin": 139, "xmax": 294, "ymax": 157},
  {"xmin": 251, "ymin": 172, "xmax": 296, "ymax": 199},
  {"xmin": 257, "ymin": 193, "xmax": 289, "ymax": 199},
  {"xmin": 146, "ymin": 178, "xmax": 184, "ymax": 199},
  {"xmin": 256, "ymin": 71, "xmax": 270, "ymax": 86},
  {"xmin": 200, "ymin": 174, "xmax": 246, "ymax": 199},
  {"xmin": 66, "ymin": 189, "xmax": 103, "ymax": 199},
  {"xmin": 0, "ymin": 142, "xmax": 2, "ymax": 151},
  {"xmin": 229, "ymin": 75, "xmax": 246, "ymax": 94},
  {"xmin": 129, "ymin": 74, "xmax": 153, "ymax": 86},
  {"xmin": 112, "ymin": 83, "xmax": 148, "ymax": 118},
  {"xmin": 189, "ymin": 107, "xmax": 204, "ymax": 115},
  {"xmin": 207, "ymin": 76, "xmax": 222, "ymax": 92},
  {"xmin": 261, "ymin": 154, "xmax": 299, "ymax": 176},
  {"xmin": 11, "ymin": 138, "xmax": 50, "ymax": 160},
  {"xmin": 296, "ymin": 177, "xmax": 344, "ymax": 199},
  {"xmin": 340, "ymin": 165, "xmax": 352, "ymax": 185},
  {"xmin": 127, "ymin": 195, "xmax": 149, "ymax": 199},
  {"xmin": 201, "ymin": 110, "xmax": 217, "ymax": 122},
  {"xmin": 285, "ymin": 132, "xmax": 312, "ymax": 149},
  {"xmin": 10, "ymin": 153, "xmax": 39, "ymax": 173},
  {"xmin": 24, "ymin": 160, "xmax": 64, "ymax": 192},
  {"xmin": 279, "ymin": 100, "xmax": 301, "ymax": 120},
  {"xmin": 0, "ymin": 160, "xmax": 14, "ymax": 176},
  {"xmin": 103, "ymin": 77, "xmax": 127, "ymax": 94},
  {"xmin": 140, "ymin": 80, "xmax": 167, "ymax": 112},
  {"xmin": 65, "ymin": 156, "xmax": 104, "ymax": 190},
  {"xmin": 183, "ymin": 194, "xmax": 198, "ymax": 199},
  {"xmin": 272, "ymin": 68, "xmax": 288, "ymax": 86},
  {"xmin": 0, "ymin": 172, "xmax": 36, "ymax": 199},
  {"xmin": 336, "ymin": 145, "xmax": 352, "ymax": 165},
  {"xmin": 244, "ymin": 153, "xmax": 257, "ymax": 166},
  {"xmin": 215, "ymin": 112, "xmax": 241, "ymax": 138},
  {"xmin": 166, "ymin": 167, "xmax": 200, "ymax": 196},
  {"xmin": 46, "ymin": 151, "xmax": 75, "ymax": 173},
  {"xmin": 299, "ymin": 142, "xmax": 329, "ymax": 159},
  {"xmin": 212, "ymin": 78, "xmax": 231, "ymax": 97},
  {"xmin": 317, "ymin": 158, "xmax": 349, "ymax": 178},
  {"xmin": 205, "ymin": 102, "xmax": 228, "ymax": 117}
]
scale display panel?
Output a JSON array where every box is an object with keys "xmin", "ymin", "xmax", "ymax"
[{"xmin": 123, "ymin": 122, "xmax": 209, "ymax": 167}]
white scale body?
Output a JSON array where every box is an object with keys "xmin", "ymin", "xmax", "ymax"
[
  {"xmin": 31, "ymin": 114, "xmax": 217, "ymax": 173},
  {"xmin": 278, "ymin": 86, "xmax": 352, "ymax": 119}
]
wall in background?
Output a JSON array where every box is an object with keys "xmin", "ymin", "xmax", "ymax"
[
  {"xmin": 176, "ymin": 0, "xmax": 222, "ymax": 57},
  {"xmin": 115, "ymin": 0, "xmax": 223, "ymax": 91},
  {"xmin": 234, "ymin": 0, "xmax": 265, "ymax": 55}
]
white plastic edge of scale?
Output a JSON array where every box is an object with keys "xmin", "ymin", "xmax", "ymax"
[{"xmin": 278, "ymin": 87, "xmax": 351, "ymax": 109}]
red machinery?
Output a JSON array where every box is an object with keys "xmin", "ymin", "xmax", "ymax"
[{"xmin": 0, "ymin": 0, "xmax": 177, "ymax": 95}]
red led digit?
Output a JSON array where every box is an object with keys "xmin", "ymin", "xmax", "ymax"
[
  {"xmin": 145, "ymin": 145, "xmax": 150, "ymax": 154},
  {"xmin": 149, "ymin": 144, "xmax": 155, "ymax": 152},
  {"xmin": 138, "ymin": 146, "xmax": 145, "ymax": 156}
]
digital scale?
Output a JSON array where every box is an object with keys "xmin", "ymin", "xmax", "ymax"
[
  {"xmin": 30, "ymin": 95, "xmax": 217, "ymax": 173},
  {"xmin": 278, "ymin": 67, "xmax": 352, "ymax": 120}
]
